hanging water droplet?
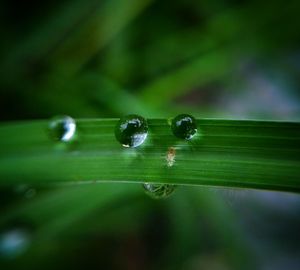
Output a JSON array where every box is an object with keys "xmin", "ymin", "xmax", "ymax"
[
  {"xmin": 115, "ymin": 114, "xmax": 148, "ymax": 148},
  {"xmin": 143, "ymin": 183, "xmax": 176, "ymax": 199},
  {"xmin": 0, "ymin": 228, "xmax": 31, "ymax": 259},
  {"xmin": 171, "ymin": 114, "xmax": 197, "ymax": 140},
  {"xmin": 48, "ymin": 115, "xmax": 76, "ymax": 142}
]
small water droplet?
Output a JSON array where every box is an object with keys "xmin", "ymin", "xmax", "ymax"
[
  {"xmin": 115, "ymin": 114, "xmax": 148, "ymax": 148},
  {"xmin": 48, "ymin": 115, "xmax": 76, "ymax": 142},
  {"xmin": 171, "ymin": 114, "xmax": 197, "ymax": 140},
  {"xmin": 143, "ymin": 183, "xmax": 176, "ymax": 199},
  {"xmin": 0, "ymin": 228, "xmax": 31, "ymax": 259}
]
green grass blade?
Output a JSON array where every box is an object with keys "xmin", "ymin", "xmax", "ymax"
[{"xmin": 0, "ymin": 119, "xmax": 299, "ymax": 192}]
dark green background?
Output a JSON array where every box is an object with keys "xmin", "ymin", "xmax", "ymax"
[{"xmin": 1, "ymin": 0, "xmax": 300, "ymax": 269}]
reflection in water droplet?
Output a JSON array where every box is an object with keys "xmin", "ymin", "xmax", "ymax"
[
  {"xmin": 143, "ymin": 183, "xmax": 176, "ymax": 199},
  {"xmin": 115, "ymin": 114, "xmax": 148, "ymax": 148},
  {"xmin": 48, "ymin": 115, "xmax": 76, "ymax": 142},
  {"xmin": 0, "ymin": 229, "xmax": 31, "ymax": 259},
  {"xmin": 171, "ymin": 114, "xmax": 197, "ymax": 140}
]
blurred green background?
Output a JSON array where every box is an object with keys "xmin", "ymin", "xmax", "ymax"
[{"xmin": 1, "ymin": 0, "xmax": 300, "ymax": 269}]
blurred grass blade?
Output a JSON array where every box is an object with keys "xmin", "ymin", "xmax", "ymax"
[
  {"xmin": 138, "ymin": 49, "xmax": 236, "ymax": 108},
  {"xmin": 1, "ymin": 0, "xmax": 154, "ymax": 81},
  {"xmin": 50, "ymin": 0, "xmax": 154, "ymax": 74},
  {"xmin": 1, "ymin": 0, "xmax": 100, "ymax": 80},
  {"xmin": 0, "ymin": 119, "xmax": 300, "ymax": 192},
  {"xmin": 78, "ymin": 73, "xmax": 161, "ymax": 117},
  {"xmin": 0, "ymin": 184, "xmax": 137, "ymax": 233},
  {"xmin": 0, "ymin": 184, "xmax": 139, "ymax": 268}
]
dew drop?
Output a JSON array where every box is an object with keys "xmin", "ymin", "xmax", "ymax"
[
  {"xmin": 171, "ymin": 114, "xmax": 197, "ymax": 140},
  {"xmin": 48, "ymin": 115, "xmax": 76, "ymax": 142},
  {"xmin": 0, "ymin": 228, "xmax": 31, "ymax": 259},
  {"xmin": 143, "ymin": 183, "xmax": 176, "ymax": 199},
  {"xmin": 115, "ymin": 114, "xmax": 148, "ymax": 148}
]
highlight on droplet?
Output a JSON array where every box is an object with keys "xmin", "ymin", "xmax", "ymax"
[{"xmin": 115, "ymin": 114, "xmax": 148, "ymax": 148}]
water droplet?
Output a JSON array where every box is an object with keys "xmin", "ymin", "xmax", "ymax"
[
  {"xmin": 171, "ymin": 114, "xmax": 197, "ymax": 140},
  {"xmin": 0, "ymin": 228, "xmax": 31, "ymax": 259},
  {"xmin": 115, "ymin": 114, "xmax": 148, "ymax": 148},
  {"xmin": 48, "ymin": 115, "xmax": 76, "ymax": 142},
  {"xmin": 143, "ymin": 183, "xmax": 176, "ymax": 199}
]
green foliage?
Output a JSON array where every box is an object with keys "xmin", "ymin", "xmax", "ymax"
[
  {"xmin": 0, "ymin": 119, "xmax": 299, "ymax": 192},
  {"xmin": 1, "ymin": 0, "xmax": 300, "ymax": 269}
]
